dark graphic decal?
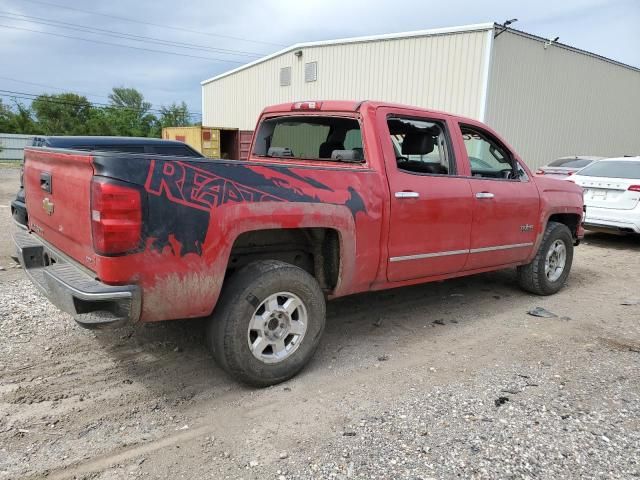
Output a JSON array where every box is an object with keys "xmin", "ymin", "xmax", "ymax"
[
  {"xmin": 143, "ymin": 159, "xmax": 367, "ymax": 256},
  {"xmin": 145, "ymin": 160, "xmax": 285, "ymax": 212},
  {"xmin": 345, "ymin": 187, "xmax": 366, "ymax": 216},
  {"xmin": 264, "ymin": 165, "xmax": 335, "ymax": 192}
]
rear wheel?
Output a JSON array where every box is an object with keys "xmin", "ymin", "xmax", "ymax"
[
  {"xmin": 517, "ymin": 221, "xmax": 574, "ymax": 295},
  {"xmin": 208, "ymin": 260, "xmax": 326, "ymax": 387}
]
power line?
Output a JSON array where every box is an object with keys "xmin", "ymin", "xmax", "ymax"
[
  {"xmin": 0, "ymin": 11, "xmax": 266, "ymax": 58},
  {"xmin": 0, "ymin": 76, "xmax": 202, "ymax": 115},
  {"xmin": 0, "ymin": 75, "xmax": 112, "ymax": 100},
  {"xmin": 0, "ymin": 89, "xmax": 202, "ymax": 118},
  {"xmin": 19, "ymin": 0, "xmax": 286, "ymax": 47},
  {"xmin": 0, "ymin": 23, "xmax": 248, "ymax": 63},
  {"xmin": 0, "ymin": 92, "xmax": 202, "ymax": 119}
]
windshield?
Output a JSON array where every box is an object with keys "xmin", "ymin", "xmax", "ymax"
[
  {"xmin": 577, "ymin": 160, "xmax": 640, "ymax": 179},
  {"xmin": 253, "ymin": 116, "xmax": 364, "ymax": 162},
  {"xmin": 548, "ymin": 158, "xmax": 593, "ymax": 168}
]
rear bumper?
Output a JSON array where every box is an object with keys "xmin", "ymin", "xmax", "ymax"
[
  {"xmin": 584, "ymin": 206, "xmax": 640, "ymax": 234},
  {"xmin": 12, "ymin": 229, "xmax": 141, "ymax": 329},
  {"xmin": 10, "ymin": 197, "xmax": 28, "ymax": 229}
]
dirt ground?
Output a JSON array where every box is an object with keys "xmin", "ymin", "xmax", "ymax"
[{"xmin": 1, "ymin": 166, "xmax": 639, "ymax": 479}]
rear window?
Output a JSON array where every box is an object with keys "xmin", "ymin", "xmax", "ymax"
[
  {"xmin": 253, "ymin": 116, "xmax": 364, "ymax": 162},
  {"xmin": 548, "ymin": 158, "xmax": 593, "ymax": 168},
  {"xmin": 577, "ymin": 160, "xmax": 640, "ymax": 179}
]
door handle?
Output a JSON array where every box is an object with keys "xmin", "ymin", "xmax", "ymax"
[
  {"xmin": 395, "ymin": 191, "xmax": 420, "ymax": 199},
  {"xmin": 40, "ymin": 172, "xmax": 52, "ymax": 193},
  {"xmin": 475, "ymin": 192, "xmax": 494, "ymax": 199}
]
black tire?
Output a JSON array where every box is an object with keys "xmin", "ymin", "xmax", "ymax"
[
  {"xmin": 517, "ymin": 221, "xmax": 574, "ymax": 295},
  {"xmin": 208, "ymin": 260, "xmax": 326, "ymax": 387}
]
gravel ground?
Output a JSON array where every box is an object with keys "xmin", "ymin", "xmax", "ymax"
[
  {"xmin": 1, "ymin": 166, "xmax": 639, "ymax": 479},
  {"xmin": 288, "ymin": 356, "xmax": 640, "ymax": 480}
]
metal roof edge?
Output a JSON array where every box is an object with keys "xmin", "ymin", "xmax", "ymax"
[
  {"xmin": 200, "ymin": 22, "xmax": 495, "ymax": 85},
  {"xmin": 500, "ymin": 26, "xmax": 640, "ymax": 73}
]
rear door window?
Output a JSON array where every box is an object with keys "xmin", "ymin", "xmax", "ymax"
[{"xmin": 386, "ymin": 116, "xmax": 454, "ymax": 175}]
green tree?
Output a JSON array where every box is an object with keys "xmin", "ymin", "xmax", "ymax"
[
  {"xmin": 9, "ymin": 101, "xmax": 38, "ymax": 134},
  {"xmin": 158, "ymin": 101, "xmax": 191, "ymax": 128},
  {"xmin": 0, "ymin": 99, "xmax": 12, "ymax": 132},
  {"xmin": 2, "ymin": 87, "xmax": 192, "ymax": 138},
  {"xmin": 31, "ymin": 93, "xmax": 92, "ymax": 135},
  {"xmin": 83, "ymin": 108, "xmax": 116, "ymax": 136},
  {"xmin": 107, "ymin": 87, "xmax": 156, "ymax": 137},
  {"xmin": 109, "ymin": 87, "xmax": 151, "ymax": 113}
]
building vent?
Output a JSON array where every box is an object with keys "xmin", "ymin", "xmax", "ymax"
[
  {"xmin": 304, "ymin": 61, "xmax": 318, "ymax": 82},
  {"xmin": 280, "ymin": 66, "xmax": 291, "ymax": 86}
]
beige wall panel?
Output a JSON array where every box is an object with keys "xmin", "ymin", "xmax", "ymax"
[
  {"xmin": 202, "ymin": 30, "xmax": 491, "ymax": 130},
  {"xmin": 485, "ymin": 31, "xmax": 640, "ymax": 169}
]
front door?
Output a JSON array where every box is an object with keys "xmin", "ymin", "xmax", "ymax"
[
  {"xmin": 383, "ymin": 112, "xmax": 473, "ymax": 282},
  {"xmin": 457, "ymin": 123, "xmax": 540, "ymax": 270}
]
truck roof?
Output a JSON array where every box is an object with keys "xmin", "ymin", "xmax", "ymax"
[{"xmin": 261, "ymin": 100, "xmax": 472, "ymax": 121}]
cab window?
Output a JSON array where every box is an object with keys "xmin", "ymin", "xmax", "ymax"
[
  {"xmin": 387, "ymin": 116, "xmax": 454, "ymax": 175},
  {"xmin": 253, "ymin": 116, "xmax": 364, "ymax": 162},
  {"xmin": 460, "ymin": 125, "xmax": 519, "ymax": 180}
]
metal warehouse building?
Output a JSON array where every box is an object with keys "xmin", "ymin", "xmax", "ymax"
[{"xmin": 201, "ymin": 22, "xmax": 640, "ymax": 169}]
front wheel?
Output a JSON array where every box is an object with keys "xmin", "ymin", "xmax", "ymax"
[
  {"xmin": 208, "ymin": 260, "xmax": 326, "ymax": 387},
  {"xmin": 517, "ymin": 221, "xmax": 574, "ymax": 295}
]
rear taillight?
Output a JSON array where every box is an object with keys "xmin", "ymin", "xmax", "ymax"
[
  {"xmin": 628, "ymin": 185, "xmax": 640, "ymax": 192},
  {"xmin": 536, "ymin": 169, "xmax": 544, "ymax": 175},
  {"xmin": 91, "ymin": 179, "xmax": 142, "ymax": 255}
]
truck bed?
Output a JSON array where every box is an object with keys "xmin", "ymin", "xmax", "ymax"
[{"xmin": 21, "ymin": 147, "xmax": 380, "ymax": 323}]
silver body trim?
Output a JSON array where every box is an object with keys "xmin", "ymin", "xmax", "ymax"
[
  {"xmin": 469, "ymin": 242, "xmax": 533, "ymax": 253},
  {"xmin": 390, "ymin": 249, "xmax": 469, "ymax": 262},
  {"xmin": 389, "ymin": 242, "xmax": 534, "ymax": 262}
]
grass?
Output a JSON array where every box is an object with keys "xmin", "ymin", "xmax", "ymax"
[{"xmin": 0, "ymin": 161, "xmax": 22, "ymax": 169}]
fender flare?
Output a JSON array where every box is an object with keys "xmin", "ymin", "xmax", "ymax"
[{"xmin": 202, "ymin": 202, "xmax": 358, "ymax": 307}]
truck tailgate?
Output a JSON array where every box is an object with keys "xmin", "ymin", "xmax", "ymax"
[{"xmin": 24, "ymin": 148, "xmax": 95, "ymax": 270}]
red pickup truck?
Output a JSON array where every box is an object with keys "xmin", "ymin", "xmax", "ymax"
[{"xmin": 14, "ymin": 101, "xmax": 584, "ymax": 386}]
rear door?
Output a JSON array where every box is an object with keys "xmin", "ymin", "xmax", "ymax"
[
  {"xmin": 381, "ymin": 109, "xmax": 473, "ymax": 282},
  {"xmin": 23, "ymin": 148, "xmax": 96, "ymax": 269},
  {"xmin": 456, "ymin": 123, "xmax": 540, "ymax": 270}
]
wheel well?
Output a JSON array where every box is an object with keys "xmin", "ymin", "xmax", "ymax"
[
  {"xmin": 227, "ymin": 228, "xmax": 341, "ymax": 292},
  {"xmin": 548, "ymin": 213, "xmax": 580, "ymax": 238}
]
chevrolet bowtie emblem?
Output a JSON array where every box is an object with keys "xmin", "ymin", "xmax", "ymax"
[{"xmin": 42, "ymin": 197, "xmax": 54, "ymax": 216}]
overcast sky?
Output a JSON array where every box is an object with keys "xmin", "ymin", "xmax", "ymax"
[{"xmin": 1, "ymin": 0, "xmax": 638, "ymax": 121}]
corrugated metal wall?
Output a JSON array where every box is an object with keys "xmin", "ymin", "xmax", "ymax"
[
  {"xmin": 485, "ymin": 31, "xmax": 640, "ymax": 169},
  {"xmin": 202, "ymin": 29, "xmax": 492, "ymax": 130},
  {"xmin": 0, "ymin": 133, "xmax": 36, "ymax": 161}
]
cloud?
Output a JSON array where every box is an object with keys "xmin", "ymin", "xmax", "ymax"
[{"xmin": 0, "ymin": 0, "xmax": 637, "ymax": 122}]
